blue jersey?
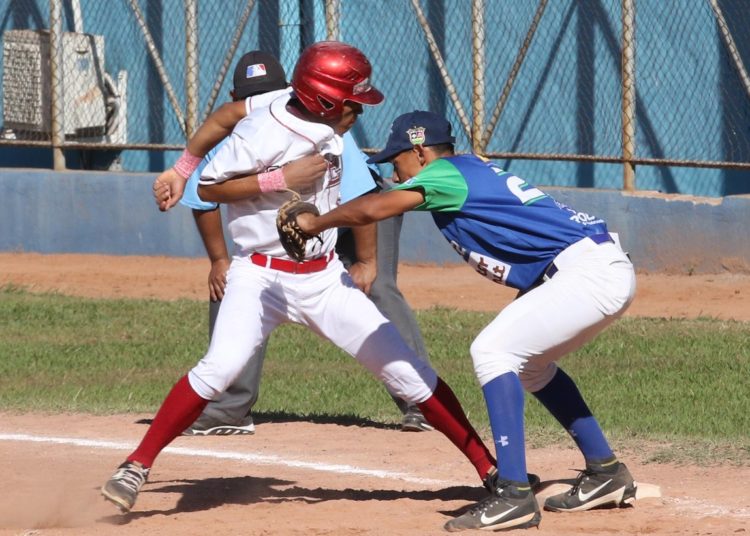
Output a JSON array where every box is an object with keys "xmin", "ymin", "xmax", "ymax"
[
  {"xmin": 339, "ymin": 132, "xmax": 378, "ymax": 202},
  {"xmin": 391, "ymin": 154, "xmax": 609, "ymax": 290},
  {"xmin": 180, "ymin": 142, "xmax": 225, "ymax": 211}
]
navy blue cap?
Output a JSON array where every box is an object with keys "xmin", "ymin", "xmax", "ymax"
[{"xmin": 367, "ymin": 110, "xmax": 455, "ymax": 164}]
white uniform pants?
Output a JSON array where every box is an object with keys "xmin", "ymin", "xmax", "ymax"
[
  {"xmin": 471, "ymin": 236, "xmax": 636, "ymax": 392},
  {"xmin": 188, "ymin": 256, "xmax": 437, "ymax": 404}
]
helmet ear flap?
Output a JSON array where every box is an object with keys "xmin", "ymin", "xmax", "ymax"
[{"xmin": 316, "ymin": 95, "xmax": 336, "ymax": 114}]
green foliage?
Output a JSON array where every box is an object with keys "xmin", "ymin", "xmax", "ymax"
[{"xmin": 1, "ymin": 288, "xmax": 748, "ymax": 463}]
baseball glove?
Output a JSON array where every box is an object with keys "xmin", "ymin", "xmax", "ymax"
[{"xmin": 276, "ymin": 190, "xmax": 321, "ymax": 261}]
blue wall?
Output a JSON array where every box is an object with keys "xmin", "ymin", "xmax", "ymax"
[
  {"xmin": 1, "ymin": 0, "xmax": 749, "ymax": 197},
  {"xmin": 2, "ymin": 169, "xmax": 748, "ymax": 274}
]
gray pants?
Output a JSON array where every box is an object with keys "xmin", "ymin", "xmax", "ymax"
[{"xmin": 194, "ymin": 215, "xmax": 430, "ymax": 427}]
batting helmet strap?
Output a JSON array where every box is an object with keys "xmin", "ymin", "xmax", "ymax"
[{"xmin": 292, "ymin": 41, "xmax": 384, "ymax": 118}]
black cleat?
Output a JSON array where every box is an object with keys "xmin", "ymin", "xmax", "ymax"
[
  {"xmin": 445, "ymin": 480, "xmax": 541, "ymax": 532},
  {"xmin": 544, "ymin": 461, "xmax": 637, "ymax": 513}
]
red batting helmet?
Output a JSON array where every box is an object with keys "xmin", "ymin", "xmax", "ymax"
[{"xmin": 291, "ymin": 41, "xmax": 384, "ymax": 118}]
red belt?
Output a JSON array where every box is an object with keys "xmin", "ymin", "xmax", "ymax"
[{"xmin": 250, "ymin": 250, "xmax": 334, "ymax": 274}]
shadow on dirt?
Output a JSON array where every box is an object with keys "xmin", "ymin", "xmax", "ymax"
[
  {"xmin": 98, "ymin": 475, "xmax": 498, "ymax": 524},
  {"xmin": 136, "ymin": 410, "xmax": 402, "ymax": 431}
]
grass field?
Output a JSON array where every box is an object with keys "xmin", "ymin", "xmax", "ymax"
[{"xmin": 1, "ymin": 286, "xmax": 748, "ymax": 465}]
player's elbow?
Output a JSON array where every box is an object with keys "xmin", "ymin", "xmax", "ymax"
[
  {"xmin": 360, "ymin": 199, "xmax": 400, "ymax": 224},
  {"xmin": 349, "ymin": 193, "xmax": 388, "ymax": 224},
  {"xmin": 359, "ymin": 205, "xmax": 382, "ymax": 225},
  {"xmin": 198, "ymin": 184, "xmax": 218, "ymax": 202}
]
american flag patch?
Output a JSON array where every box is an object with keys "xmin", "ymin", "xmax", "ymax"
[{"xmin": 246, "ymin": 63, "xmax": 267, "ymax": 78}]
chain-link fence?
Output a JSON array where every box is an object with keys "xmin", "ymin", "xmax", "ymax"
[
  {"xmin": 1, "ymin": 0, "xmax": 749, "ymax": 190},
  {"xmin": 343, "ymin": 1, "xmax": 750, "ymax": 180},
  {"xmin": 0, "ymin": 0, "xmax": 306, "ymax": 154}
]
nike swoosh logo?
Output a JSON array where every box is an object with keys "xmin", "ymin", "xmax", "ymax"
[
  {"xmin": 480, "ymin": 505, "xmax": 518, "ymax": 525},
  {"xmin": 578, "ymin": 478, "xmax": 612, "ymax": 502}
]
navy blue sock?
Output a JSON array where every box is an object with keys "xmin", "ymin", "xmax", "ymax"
[
  {"xmin": 482, "ymin": 372, "xmax": 528, "ymax": 483},
  {"xmin": 532, "ymin": 367, "xmax": 613, "ymax": 463}
]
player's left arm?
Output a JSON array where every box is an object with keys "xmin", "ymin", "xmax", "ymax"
[
  {"xmin": 301, "ymin": 188, "xmax": 425, "ymax": 235},
  {"xmin": 186, "ymin": 101, "xmax": 247, "ymax": 157},
  {"xmin": 199, "ymin": 154, "xmax": 328, "ymax": 203},
  {"xmin": 349, "ymin": 223, "xmax": 377, "ymax": 295},
  {"xmin": 155, "ymin": 101, "xmax": 247, "ymax": 212}
]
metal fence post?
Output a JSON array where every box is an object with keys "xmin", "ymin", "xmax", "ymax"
[
  {"xmin": 325, "ymin": 0, "xmax": 340, "ymax": 41},
  {"xmin": 471, "ymin": 0, "xmax": 485, "ymax": 155},
  {"xmin": 49, "ymin": 0, "xmax": 66, "ymax": 170},
  {"xmin": 184, "ymin": 0, "xmax": 198, "ymax": 138},
  {"xmin": 621, "ymin": 0, "xmax": 636, "ymax": 190}
]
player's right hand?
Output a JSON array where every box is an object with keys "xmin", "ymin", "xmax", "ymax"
[
  {"xmin": 295, "ymin": 211, "xmax": 317, "ymax": 236},
  {"xmin": 348, "ymin": 260, "xmax": 377, "ymax": 295},
  {"xmin": 153, "ymin": 168, "xmax": 188, "ymax": 212},
  {"xmin": 208, "ymin": 257, "xmax": 230, "ymax": 301},
  {"xmin": 153, "ymin": 179, "xmax": 170, "ymax": 206},
  {"xmin": 283, "ymin": 154, "xmax": 327, "ymax": 191}
]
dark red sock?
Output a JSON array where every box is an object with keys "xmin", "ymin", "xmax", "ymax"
[
  {"xmin": 417, "ymin": 377, "xmax": 496, "ymax": 481},
  {"xmin": 127, "ymin": 375, "xmax": 209, "ymax": 468}
]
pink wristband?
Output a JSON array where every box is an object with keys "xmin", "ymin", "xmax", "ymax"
[
  {"xmin": 173, "ymin": 149, "xmax": 203, "ymax": 179},
  {"xmin": 258, "ymin": 168, "xmax": 287, "ymax": 192}
]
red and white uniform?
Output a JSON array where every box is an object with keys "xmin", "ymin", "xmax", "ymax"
[
  {"xmin": 201, "ymin": 90, "xmax": 339, "ymax": 259},
  {"xmin": 189, "ymin": 93, "xmax": 437, "ymax": 403}
]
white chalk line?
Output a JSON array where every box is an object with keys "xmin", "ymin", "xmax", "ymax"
[
  {"xmin": 662, "ymin": 496, "xmax": 750, "ymax": 519},
  {"xmin": 0, "ymin": 432, "xmax": 459, "ymax": 488},
  {"xmin": 3, "ymin": 433, "xmax": 748, "ymax": 522}
]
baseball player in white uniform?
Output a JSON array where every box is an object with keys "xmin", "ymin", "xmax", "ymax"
[{"xmin": 101, "ymin": 41, "xmax": 499, "ymax": 516}]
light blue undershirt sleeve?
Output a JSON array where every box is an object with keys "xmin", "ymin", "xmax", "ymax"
[
  {"xmin": 179, "ymin": 141, "xmax": 226, "ymax": 211},
  {"xmin": 340, "ymin": 132, "xmax": 377, "ymax": 203}
]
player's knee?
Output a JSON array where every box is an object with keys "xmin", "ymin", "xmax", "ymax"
[
  {"xmin": 190, "ymin": 353, "xmax": 251, "ymax": 398},
  {"xmin": 470, "ymin": 340, "xmax": 520, "ymax": 387},
  {"xmin": 470, "ymin": 336, "xmax": 513, "ymax": 368},
  {"xmin": 380, "ymin": 359, "xmax": 436, "ymax": 403},
  {"xmin": 469, "ymin": 335, "xmax": 490, "ymax": 365},
  {"xmin": 187, "ymin": 370, "xmax": 219, "ymax": 400}
]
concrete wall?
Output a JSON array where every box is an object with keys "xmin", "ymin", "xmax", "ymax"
[
  {"xmin": 401, "ymin": 190, "xmax": 750, "ymax": 274},
  {"xmin": 2, "ymin": 169, "xmax": 748, "ymax": 274}
]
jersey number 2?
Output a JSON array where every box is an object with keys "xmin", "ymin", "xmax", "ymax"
[{"xmin": 507, "ymin": 176, "xmax": 546, "ymax": 205}]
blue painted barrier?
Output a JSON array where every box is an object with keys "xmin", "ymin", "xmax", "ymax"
[{"xmin": 2, "ymin": 169, "xmax": 748, "ymax": 274}]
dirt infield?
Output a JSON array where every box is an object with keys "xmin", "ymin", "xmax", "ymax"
[
  {"xmin": 1, "ymin": 253, "xmax": 749, "ymax": 535},
  {"xmin": 2, "ymin": 253, "xmax": 750, "ymax": 320}
]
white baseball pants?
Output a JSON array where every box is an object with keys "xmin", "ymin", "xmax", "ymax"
[
  {"xmin": 188, "ymin": 256, "xmax": 437, "ymax": 404},
  {"xmin": 470, "ymin": 236, "xmax": 636, "ymax": 392}
]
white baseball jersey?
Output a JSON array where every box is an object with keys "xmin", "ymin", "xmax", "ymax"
[{"xmin": 200, "ymin": 91, "xmax": 343, "ymax": 260}]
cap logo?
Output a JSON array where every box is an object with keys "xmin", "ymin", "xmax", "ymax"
[
  {"xmin": 407, "ymin": 126, "xmax": 426, "ymax": 145},
  {"xmin": 245, "ymin": 63, "xmax": 267, "ymax": 79},
  {"xmin": 352, "ymin": 78, "xmax": 372, "ymax": 95}
]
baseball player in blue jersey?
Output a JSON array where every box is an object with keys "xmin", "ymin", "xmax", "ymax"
[{"xmin": 294, "ymin": 111, "xmax": 638, "ymax": 532}]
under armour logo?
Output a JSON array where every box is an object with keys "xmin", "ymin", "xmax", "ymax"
[{"xmin": 496, "ymin": 436, "xmax": 509, "ymax": 447}]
